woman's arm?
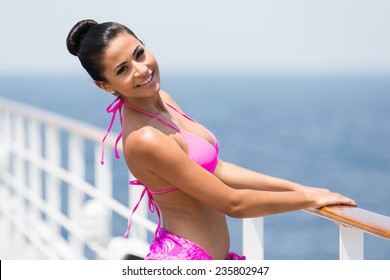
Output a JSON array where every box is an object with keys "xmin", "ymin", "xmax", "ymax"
[
  {"xmin": 124, "ymin": 128, "xmax": 357, "ymax": 219},
  {"xmin": 160, "ymin": 91, "xmax": 327, "ymax": 194},
  {"xmin": 157, "ymin": 91, "xmax": 340, "ymax": 197},
  {"xmin": 213, "ymin": 160, "xmax": 329, "ymax": 193}
]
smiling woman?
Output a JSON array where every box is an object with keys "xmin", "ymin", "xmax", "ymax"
[
  {"xmin": 94, "ymin": 33, "xmax": 160, "ymax": 98},
  {"xmin": 66, "ymin": 20, "xmax": 138, "ymax": 82},
  {"xmin": 66, "ymin": 19, "xmax": 357, "ymax": 260}
]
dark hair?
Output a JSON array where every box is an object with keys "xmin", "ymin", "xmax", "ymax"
[{"xmin": 66, "ymin": 19, "xmax": 140, "ymax": 81}]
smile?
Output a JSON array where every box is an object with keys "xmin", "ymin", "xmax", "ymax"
[{"xmin": 137, "ymin": 72, "xmax": 153, "ymax": 87}]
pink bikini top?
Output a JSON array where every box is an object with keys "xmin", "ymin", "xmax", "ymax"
[{"xmin": 100, "ymin": 97, "xmax": 219, "ymax": 237}]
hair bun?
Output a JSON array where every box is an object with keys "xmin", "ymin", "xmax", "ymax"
[{"xmin": 66, "ymin": 19, "xmax": 98, "ymax": 56}]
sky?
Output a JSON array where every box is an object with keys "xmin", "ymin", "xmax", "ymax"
[{"xmin": 0, "ymin": 0, "xmax": 389, "ymax": 76}]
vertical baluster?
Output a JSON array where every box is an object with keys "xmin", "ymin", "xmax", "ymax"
[
  {"xmin": 339, "ymin": 225, "xmax": 364, "ymax": 260},
  {"xmin": 0, "ymin": 109, "xmax": 10, "ymax": 173},
  {"xmin": 0, "ymin": 109, "xmax": 11, "ymax": 221},
  {"xmin": 243, "ymin": 217, "xmax": 264, "ymax": 260},
  {"xmin": 13, "ymin": 114, "xmax": 26, "ymax": 243},
  {"xmin": 68, "ymin": 134, "xmax": 85, "ymax": 259},
  {"xmin": 44, "ymin": 125, "xmax": 61, "ymax": 238},
  {"xmin": 93, "ymin": 143, "xmax": 112, "ymax": 247},
  {"xmin": 27, "ymin": 119, "xmax": 42, "ymax": 239}
]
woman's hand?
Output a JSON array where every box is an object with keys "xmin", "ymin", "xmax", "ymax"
[
  {"xmin": 306, "ymin": 190, "xmax": 357, "ymax": 209},
  {"xmin": 294, "ymin": 185, "xmax": 356, "ymax": 208}
]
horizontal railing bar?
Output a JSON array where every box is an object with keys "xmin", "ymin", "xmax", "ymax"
[
  {"xmin": 1, "ymin": 213, "xmax": 61, "ymax": 260},
  {"xmin": 5, "ymin": 139, "xmax": 157, "ymax": 233},
  {"xmin": 0, "ymin": 97, "xmax": 121, "ymax": 149},
  {"xmin": 1, "ymin": 97, "xmax": 153, "ymax": 226},
  {"xmin": 305, "ymin": 206, "xmax": 390, "ymax": 240},
  {"xmin": 2, "ymin": 170, "xmax": 86, "ymax": 240},
  {"xmin": 1, "ymin": 170, "xmax": 109, "ymax": 259}
]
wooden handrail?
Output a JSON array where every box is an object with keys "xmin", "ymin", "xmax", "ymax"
[{"xmin": 306, "ymin": 206, "xmax": 390, "ymax": 240}]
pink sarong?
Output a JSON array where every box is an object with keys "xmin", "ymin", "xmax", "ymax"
[{"xmin": 145, "ymin": 228, "xmax": 246, "ymax": 260}]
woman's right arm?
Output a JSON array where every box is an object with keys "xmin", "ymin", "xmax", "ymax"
[{"xmin": 124, "ymin": 127, "xmax": 357, "ymax": 218}]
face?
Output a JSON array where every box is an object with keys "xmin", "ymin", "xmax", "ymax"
[{"xmin": 96, "ymin": 32, "xmax": 160, "ymax": 99}]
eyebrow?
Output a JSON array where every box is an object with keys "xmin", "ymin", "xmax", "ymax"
[{"xmin": 113, "ymin": 45, "xmax": 142, "ymax": 72}]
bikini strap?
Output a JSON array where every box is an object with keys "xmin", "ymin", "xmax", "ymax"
[
  {"xmin": 100, "ymin": 98, "xmax": 182, "ymax": 165},
  {"xmin": 124, "ymin": 181, "xmax": 162, "ymax": 238},
  {"xmin": 124, "ymin": 102, "xmax": 180, "ymax": 132},
  {"xmin": 164, "ymin": 102, "xmax": 197, "ymax": 123},
  {"xmin": 130, "ymin": 180, "xmax": 177, "ymax": 195},
  {"xmin": 100, "ymin": 97, "xmax": 123, "ymax": 165},
  {"xmin": 166, "ymin": 102, "xmax": 219, "ymax": 151}
]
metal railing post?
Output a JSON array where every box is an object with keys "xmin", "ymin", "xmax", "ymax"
[
  {"xmin": 13, "ymin": 114, "xmax": 26, "ymax": 244},
  {"xmin": 68, "ymin": 134, "xmax": 85, "ymax": 258},
  {"xmin": 27, "ymin": 119, "xmax": 43, "ymax": 240},
  {"xmin": 44, "ymin": 125, "xmax": 61, "ymax": 237},
  {"xmin": 339, "ymin": 224, "xmax": 364, "ymax": 260},
  {"xmin": 243, "ymin": 217, "xmax": 264, "ymax": 260},
  {"xmin": 93, "ymin": 143, "xmax": 112, "ymax": 246}
]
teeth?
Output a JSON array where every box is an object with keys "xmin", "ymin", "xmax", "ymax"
[{"xmin": 139, "ymin": 74, "xmax": 152, "ymax": 86}]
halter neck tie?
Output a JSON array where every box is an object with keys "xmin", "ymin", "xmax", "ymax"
[{"xmin": 100, "ymin": 97, "xmax": 123, "ymax": 165}]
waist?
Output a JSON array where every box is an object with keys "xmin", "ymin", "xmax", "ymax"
[{"xmin": 161, "ymin": 208, "xmax": 230, "ymax": 252}]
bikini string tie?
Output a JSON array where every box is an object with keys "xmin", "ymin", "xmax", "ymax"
[
  {"xmin": 124, "ymin": 182, "xmax": 161, "ymax": 238},
  {"xmin": 100, "ymin": 97, "xmax": 123, "ymax": 165}
]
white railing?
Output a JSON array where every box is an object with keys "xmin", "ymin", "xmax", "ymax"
[
  {"xmin": 243, "ymin": 206, "xmax": 390, "ymax": 260},
  {"xmin": 0, "ymin": 97, "xmax": 154, "ymax": 260},
  {"xmin": 1, "ymin": 97, "xmax": 389, "ymax": 260}
]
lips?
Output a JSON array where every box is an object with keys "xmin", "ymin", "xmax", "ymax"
[{"xmin": 137, "ymin": 71, "xmax": 153, "ymax": 87}]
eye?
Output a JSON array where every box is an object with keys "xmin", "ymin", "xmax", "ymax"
[
  {"xmin": 136, "ymin": 49, "xmax": 145, "ymax": 60},
  {"xmin": 117, "ymin": 66, "xmax": 128, "ymax": 75}
]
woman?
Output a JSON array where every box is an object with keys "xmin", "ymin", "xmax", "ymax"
[{"xmin": 66, "ymin": 19, "xmax": 356, "ymax": 260}]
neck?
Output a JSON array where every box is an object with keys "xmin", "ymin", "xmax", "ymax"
[{"xmin": 122, "ymin": 91, "xmax": 167, "ymax": 114}]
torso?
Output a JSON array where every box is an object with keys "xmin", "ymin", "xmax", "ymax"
[{"xmin": 121, "ymin": 94, "xmax": 230, "ymax": 259}]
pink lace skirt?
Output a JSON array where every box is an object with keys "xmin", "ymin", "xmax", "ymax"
[{"xmin": 145, "ymin": 228, "xmax": 246, "ymax": 260}]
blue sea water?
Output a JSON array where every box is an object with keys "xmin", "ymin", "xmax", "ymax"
[{"xmin": 1, "ymin": 73, "xmax": 389, "ymax": 259}]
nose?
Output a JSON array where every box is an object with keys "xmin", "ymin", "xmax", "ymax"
[{"xmin": 132, "ymin": 62, "xmax": 149, "ymax": 77}]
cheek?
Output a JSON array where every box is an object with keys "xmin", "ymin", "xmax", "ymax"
[
  {"xmin": 150, "ymin": 58, "xmax": 160, "ymax": 77},
  {"xmin": 147, "ymin": 52, "xmax": 159, "ymax": 67}
]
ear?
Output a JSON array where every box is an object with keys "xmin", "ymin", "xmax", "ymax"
[{"xmin": 95, "ymin": 80, "xmax": 115, "ymax": 93}]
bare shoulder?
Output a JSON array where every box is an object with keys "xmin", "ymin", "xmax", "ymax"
[
  {"xmin": 123, "ymin": 126, "xmax": 184, "ymax": 167},
  {"xmin": 125, "ymin": 126, "xmax": 171, "ymax": 155}
]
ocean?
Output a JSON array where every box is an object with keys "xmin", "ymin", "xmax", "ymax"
[{"xmin": 1, "ymin": 73, "xmax": 389, "ymax": 259}]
